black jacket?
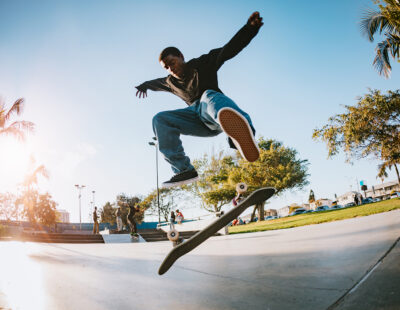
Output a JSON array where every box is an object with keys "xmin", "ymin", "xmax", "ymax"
[{"xmin": 136, "ymin": 22, "xmax": 261, "ymax": 105}]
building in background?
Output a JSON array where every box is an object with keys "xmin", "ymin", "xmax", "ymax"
[
  {"xmin": 337, "ymin": 192, "xmax": 362, "ymax": 206},
  {"xmin": 310, "ymin": 199, "xmax": 333, "ymax": 210},
  {"xmin": 364, "ymin": 180, "xmax": 400, "ymax": 200},
  {"xmin": 56, "ymin": 209, "xmax": 70, "ymax": 223},
  {"xmin": 264, "ymin": 209, "xmax": 278, "ymax": 217},
  {"xmin": 278, "ymin": 204, "xmax": 304, "ymax": 217}
]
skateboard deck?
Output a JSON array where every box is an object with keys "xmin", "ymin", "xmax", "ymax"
[{"xmin": 158, "ymin": 187, "xmax": 276, "ymax": 275}]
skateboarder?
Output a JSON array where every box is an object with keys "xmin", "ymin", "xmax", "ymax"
[
  {"xmin": 127, "ymin": 204, "xmax": 139, "ymax": 236},
  {"xmin": 115, "ymin": 206, "xmax": 123, "ymax": 232},
  {"xmin": 170, "ymin": 211, "xmax": 176, "ymax": 229},
  {"xmin": 135, "ymin": 11, "xmax": 264, "ymax": 188},
  {"xmin": 176, "ymin": 209, "xmax": 184, "ymax": 224}
]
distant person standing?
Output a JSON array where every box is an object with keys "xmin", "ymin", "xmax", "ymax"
[
  {"xmin": 128, "ymin": 205, "xmax": 139, "ymax": 236},
  {"xmin": 176, "ymin": 209, "xmax": 184, "ymax": 224},
  {"xmin": 93, "ymin": 206, "xmax": 99, "ymax": 234},
  {"xmin": 116, "ymin": 207, "xmax": 123, "ymax": 232},
  {"xmin": 170, "ymin": 211, "xmax": 176, "ymax": 229},
  {"xmin": 354, "ymin": 194, "xmax": 359, "ymax": 206}
]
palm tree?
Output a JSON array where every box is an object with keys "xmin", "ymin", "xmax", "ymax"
[
  {"xmin": 377, "ymin": 157, "xmax": 400, "ymax": 184},
  {"xmin": 22, "ymin": 156, "xmax": 49, "ymax": 190},
  {"xmin": 19, "ymin": 157, "xmax": 49, "ymax": 225},
  {"xmin": 360, "ymin": 0, "xmax": 400, "ymax": 78},
  {"xmin": 0, "ymin": 98, "xmax": 35, "ymax": 140}
]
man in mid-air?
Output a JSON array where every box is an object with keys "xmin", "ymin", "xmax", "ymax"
[{"xmin": 135, "ymin": 11, "xmax": 264, "ymax": 188}]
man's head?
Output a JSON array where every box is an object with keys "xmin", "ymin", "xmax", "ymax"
[
  {"xmin": 94, "ymin": 206, "xmax": 97, "ymax": 211},
  {"xmin": 159, "ymin": 47, "xmax": 185, "ymax": 79}
]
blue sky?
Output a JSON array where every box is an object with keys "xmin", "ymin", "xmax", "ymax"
[{"xmin": 0, "ymin": 0, "xmax": 399, "ymax": 222}]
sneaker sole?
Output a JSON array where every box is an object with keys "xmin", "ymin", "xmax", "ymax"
[
  {"xmin": 161, "ymin": 176, "xmax": 199, "ymax": 189},
  {"xmin": 217, "ymin": 108, "xmax": 260, "ymax": 162}
]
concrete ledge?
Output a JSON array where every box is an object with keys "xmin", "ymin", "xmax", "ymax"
[{"xmin": 102, "ymin": 234, "xmax": 146, "ymax": 243}]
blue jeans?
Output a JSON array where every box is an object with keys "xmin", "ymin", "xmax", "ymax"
[{"xmin": 152, "ymin": 90, "xmax": 254, "ymax": 173}]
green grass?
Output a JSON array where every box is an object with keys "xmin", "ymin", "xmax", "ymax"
[{"xmin": 229, "ymin": 198, "xmax": 400, "ymax": 234}]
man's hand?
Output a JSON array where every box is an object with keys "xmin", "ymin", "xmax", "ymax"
[
  {"xmin": 135, "ymin": 86, "xmax": 147, "ymax": 99},
  {"xmin": 248, "ymin": 11, "xmax": 263, "ymax": 28}
]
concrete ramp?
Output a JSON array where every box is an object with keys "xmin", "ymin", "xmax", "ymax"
[
  {"xmin": 102, "ymin": 234, "xmax": 146, "ymax": 243},
  {"xmin": 0, "ymin": 210, "xmax": 399, "ymax": 310}
]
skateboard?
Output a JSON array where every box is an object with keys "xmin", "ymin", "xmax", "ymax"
[{"xmin": 158, "ymin": 187, "xmax": 276, "ymax": 275}]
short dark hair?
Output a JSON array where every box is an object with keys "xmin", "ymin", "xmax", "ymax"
[{"xmin": 159, "ymin": 47, "xmax": 182, "ymax": 62}]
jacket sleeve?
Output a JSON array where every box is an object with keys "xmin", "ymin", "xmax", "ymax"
[
  {"xmin": 136, "ymin": 77, "xmax": 171, "ymax": 93},
  {"xmin": 193, "ymin": 23, "xmax": 261, "ymax": 70}
]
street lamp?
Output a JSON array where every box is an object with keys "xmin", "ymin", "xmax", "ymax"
[
  {"xmin": 149, "ymin": 136, "xmax": 161, "ymax": 224},
  {"xmin": 75, "ymin": 184, "xmax": 86, "ymax": 231},
  {"xmin": 91, "ymin": 190, "xmax": 96, "ymax": 223}
]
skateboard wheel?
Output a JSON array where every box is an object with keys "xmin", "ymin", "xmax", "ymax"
[
  {"xmin": 236, "ymin": 183, "xmax": 247, "ymax": 194},
  {"xmin": 167, "ymin": 229, "xmax": 180, "ymax": 242}
]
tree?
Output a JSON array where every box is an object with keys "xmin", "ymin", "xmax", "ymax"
[
  {"xmin": 22, "ymin": 156, "xmax": 49, "ymax": 190},
  {"xmin": 100, "ymin": 202, "xmax": 116, "ymax": 225},
  {"xmin": 229, "ymin": 138, "xmax": 309, "ymax": 221},
  {"xmin": 35, "ymin": 193, "xmax": 57, "ymax": 226},
  {"xmin": 187, "ymin": 151, "xmax": 237, "ymax": 213},
  {"xmin": 116, "ymin": 194, "xmax": 143, "ymax": 225},
  {"xmin": 377, "ymin": 156, "xmax": 400, "ymax": 182},
  {"xmin": 0, "ymin": 192, "xmax": 17, "ymax": 221},
  {"xmin": 18, "ymin": 190, "xmax": 38, "ymax": 224},
  {"xmin": 360, "ymin": 0, "xmax": 400, "ymax": 78},
  {"xmin": 308, "ymin": 190, "xmax": 315, "ymax": 203},
  {"xmin": 140, "ymin": 188, "xmax": 180, "ymax": 222},
  {"xmin": 16, "ymin": 190, "xmax": 57, "ymax": 227},
  {"xmin": 0, "ymin": 98, "xmax": 34, "ymax": 140},
  {"xmin": 186, "ymin": 138, "xmax": 309, "ymax": 221},
  {"xmin": 100, "ymin": 195, "xmax": 143, "ymax": 227},
  {"xmin": 313, "ymin": 89, "xmax": 400, "ymax": 184}
]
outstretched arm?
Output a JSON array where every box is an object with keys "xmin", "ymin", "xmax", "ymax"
[
  {"xmin": 135, "ymin": 77, "xmax": 171, "ymax": 99},
  {"xmin": 199, "ymin": 11, "xmax": 264, "ymax": 70}
]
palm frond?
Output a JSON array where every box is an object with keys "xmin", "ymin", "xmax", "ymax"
[
  {"xmin": 0, "ymin": 127, "xmax": 26, "ymax": 141},
  {"xmin": 4, "ymin": 98, "xmax": 24, "ymax": 124},
  {"xmin": 0, "ymin": 121, "xmax": 35, "ymax": 140},
  {"xmin": 377, "ymin": 162, "xmax": 389, "ymax": 179},
  {"xmin": 360, "ymin": 9, "xmax": 392, "ymax": 41},
  {"xmin": 387, "ymin": 32, "xmax": 400, "ymax": 58},
  {"xmin": 34, "ymin": 165, "xmax": 49, "ymax": 180},
  {"xmin": 373, "ymin": 40, "xmax": 392, "ymax": 78},
  {"xmin": 23, "ymin": 164, "xmax": 49, "ymax": 188},
  {"xmin": 8, "ymin": 120, "xmax": 35, "ymax": 133}
]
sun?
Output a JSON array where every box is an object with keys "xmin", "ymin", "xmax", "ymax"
[{"xmin": 0, "ymin": 136, "xmax": 31, "ymax": 191}]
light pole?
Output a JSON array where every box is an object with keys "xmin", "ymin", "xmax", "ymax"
[
  {"xmin": 75, "ymin": 184, "xmax": 86, "ymax": 231},
  {"xmin": 149, "ymin": 136, "xmax": 161, "ymax": 224},
  {"xmin": 91, "ymin": 190, "xmax": 96, "ymax": 223},
  {"xmin": 92, "ymin": 190, "xmax": 96, "ymax": 208}
]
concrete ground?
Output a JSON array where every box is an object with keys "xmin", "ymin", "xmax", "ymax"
[{"xmin": 0, "ymin": 210, "xmax": 399, "ymax": 310}]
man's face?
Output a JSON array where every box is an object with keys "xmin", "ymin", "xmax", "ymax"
[{"xmin": 160, "ymin": 54, "xmax": 185, "ymax": 79}]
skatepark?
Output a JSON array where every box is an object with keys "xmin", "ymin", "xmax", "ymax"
[{"xmin": 0, "ymin": 210, "xmax": 399, "ymax": 310}]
